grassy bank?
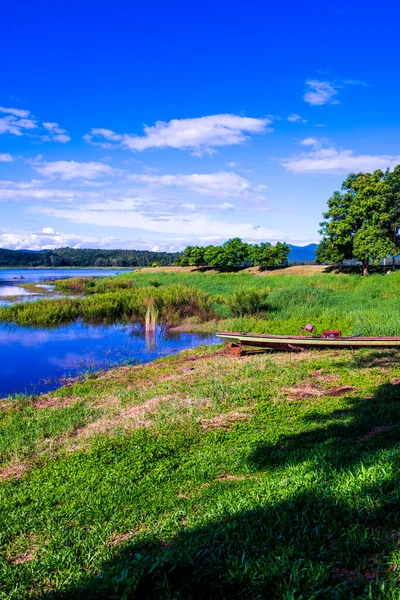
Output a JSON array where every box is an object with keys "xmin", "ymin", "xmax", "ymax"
[
  {"xmin": 4, "ymin": 268, "xmax": 400, "ymax": 336},
  {"xmin": 1, "ymin": 345, "xmax": 400, "ymax": 597},
  {"xmin": 0, "ymin": 284, "xmax": 215, "ymax": 327}
]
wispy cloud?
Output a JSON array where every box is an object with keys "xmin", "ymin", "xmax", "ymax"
[
  {"xmin": 0, "ymin": 106, "xmax": 37, "ymax": 136},
  {"xmin": 42, "ymin": 122, "xmax": 71, "ymax": 143},
  {"xmin": 32, "ymin": 160, "xmax": 122, "ymax": 181},
  {"xmin": 287, "ymin": 113, "xmax": 308, "ymax": 123},
  {"xmin": 0, "ymin": 153, "xmax": 14, "ymax": 162},
  {"xmin": 300, "ymin": 137, "xmax": 320, "ymax": 147},
  {"xmin": 0, "ymin": 106, "xmax": 30, "ymax": 118},
  {"xmin": 85, "ymin": 114, "xmax": 271, "ymax": 154},
  {"xmin": 0, "ymin": 108, "xmax": 71, "ymax": 143},
  {"xmin": 281, "ymin": 145, "xmax": 400, "ymax": 174},
  {"xmin": 128, "ymin": 171, "xmax": 254, "ymax": 197},
  {"xmin": 304, "ymin": 78, "xmax": 367, "ymax": 106}
]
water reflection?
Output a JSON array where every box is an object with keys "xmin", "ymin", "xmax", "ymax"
[
  {"xmin": 0, "ymin": 282, "xmax": 34, "ymax": 297},
  {"xmin": 0, "ymin": 321, "xmax": 218, "ymax": 398},
  {"xmin": 0, "ymin": 268, "xmax": 133, "ymax": 283}
]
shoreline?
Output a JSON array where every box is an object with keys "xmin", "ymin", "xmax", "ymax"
[{"xmin": 1, "ymin": 343, "xmax": 400, "ymax": 597}]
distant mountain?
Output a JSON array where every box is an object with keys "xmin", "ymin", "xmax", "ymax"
[
  {"xmin": 288, "ymin": 243, "xmax": 318, "ymax": 263},
  {"xmin": 18, "ymin": 249, "xmax": 51, "ymax": 253}
]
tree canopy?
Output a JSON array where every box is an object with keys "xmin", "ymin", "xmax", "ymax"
[
  {"xmin": 316, "ymin": 167, "xmax": 400, "ymax": 274},
  {"xmin": 0, "ymin": 248, "xmax": 182, "ymax": 268},
  {"xmin": 180, "ymin": 238, "xmax": 290, "ymax": 269}
]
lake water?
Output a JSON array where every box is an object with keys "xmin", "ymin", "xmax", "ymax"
[
  {"xmin": 0, "ymin": 322, "xmax": 219, "ymax": 398},
  {"xmin": 0, "ymin": 268, "xmax": 219, "ymax": 397},
  {"xmin": 0, "ymin": 268, "xmax": 132, "ymax": 284}
]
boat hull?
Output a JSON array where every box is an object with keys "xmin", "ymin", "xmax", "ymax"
[{"xmin": 216, "ymin": 331, "xmax": 400, "ymax": 350}]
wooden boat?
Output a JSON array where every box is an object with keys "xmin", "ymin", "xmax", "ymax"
[{"xmin": 216, "ymin": 330, "xmax": 400, "ymax": 351}]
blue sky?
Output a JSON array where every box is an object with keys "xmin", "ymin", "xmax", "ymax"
[{"xmin": 1, "ymin": 0, "xmax": 399, "ymax": 251}]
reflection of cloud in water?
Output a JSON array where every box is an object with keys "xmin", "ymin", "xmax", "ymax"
[
  {"xmin": 0, "ymin": 319, "xmax": 219, "ymax": 398},
  {"xmin": 0, "ymin": 324, "xmax": 122, "ymax": 347},
  {"xmin": 0, "ymin": 284, "xmax": 33, "ymax": 297},
  {"xmin": 48, "ymin": 352, "xmax": 97, "ymax": 369}
]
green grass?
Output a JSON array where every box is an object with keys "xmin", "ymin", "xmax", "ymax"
[
  {"xmin": 0, "ymin": 284, "xmax": 215, "ymax": 327},
  {"xmin": 2, "ymin": 269, "xmax": 400, "ymax": 597},
  {"xmin": 1, "ymin": 346, "xmax": 400, "ymax": 598},
  {"xmin": 5, "ymin": 268, "xmax": 400, "ymax": 336}
]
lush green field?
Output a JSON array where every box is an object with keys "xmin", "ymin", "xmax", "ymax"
[
  {"xmin": 2, "ymin": 268, "xmax": 400, "ymax": 598},
  {"xmin": 4, "ymin": 267, "xmax": 400, "ymax": 336},
  {"xmin": 1, "ymin": 345, "xmax": 400, "ymax": 598}
]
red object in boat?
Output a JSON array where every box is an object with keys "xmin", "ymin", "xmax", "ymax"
[{"xmin": 322, "ymin": 330, "xmax": 341, "ymax": 339}]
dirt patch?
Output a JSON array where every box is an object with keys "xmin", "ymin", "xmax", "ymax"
[
  {"xmin": 357, "ymin": 425, "xmax": 397, "ymax": 442},
  {"xmin": 334, "ymin": 566, "xmax": 378, "ymax": 583},
  {"xmin": 75, "ymin": 394, "xmax": 212, "ymax": 439},
  {"xmin": 76, "ymin": 397, "xmax": 162, "ymax": 437},
  {"xmin": 0, "ymin": 463, "xmax": 27, "ymax": 480},
  {"xmin": 197, "ymin": 410, "xmax": 250, "ymax": 431},
  {"xmin": 215, "ymin": 472, "xmax": 247, "ymax": 481},
  {"xmin": 254, "ymin": 265, "xmax": 328, "ymax": 277},
  {"xmin": 285, "ymin": 385, "xmax": 323, "ymax": 400},
  {"xmin": 285, "ymin": 378, "xmax": 356, "ymax": 400},
  {"xmin": 108, "ymin": 525, "xmax": 147, "ymax": 547},
  {"xmin": 8, "ymin": 551, "xmax": 37, "ymax": 565},
  {"xmin": 32, "ymin": 395, "xmax": 78, "ymax": 409},
  {"xmin": 310, "ymin": 370, "xmax": 340, "ymax": 384},
  {"xmin": 327, "ymin": 385, "xmax": 356, "ymax": 397}
]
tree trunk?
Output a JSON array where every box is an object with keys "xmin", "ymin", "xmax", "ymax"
[{"xmin": 362, "ymin": 260, "xmax": 369, "ymax": 276}]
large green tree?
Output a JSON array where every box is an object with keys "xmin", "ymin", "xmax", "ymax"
[{"xmin": 317, "ymin": 169, "xmax": 398, "ymax": 274}]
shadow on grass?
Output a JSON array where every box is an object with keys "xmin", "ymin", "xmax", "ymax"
[{"xmin": 37, "ymin": 380, "xmax": 400, "ymax": 599}]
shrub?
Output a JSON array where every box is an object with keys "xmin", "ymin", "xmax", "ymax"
[{"xmin": 227, "ymin": 288, "xmax": 270, "ymax": 317}]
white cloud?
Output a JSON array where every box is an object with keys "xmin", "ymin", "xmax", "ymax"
[
  {"xmin": 0, "ymin": 106, "xmax": 30, "ymax": 118},
  {"xmin": 0, "ymin": 108, "xmax": 37, "ymax": 136},
  {"xmin": 304, "ymin": 80, "xmax": 339, "ymax": 105},
  {"xmin": 0, "ymin": 179, "xmax": 101, "ymax": 202},
  {"xmin": 43, "ymin": 203, "xmax": 284, "ymax": 241},
  {"xmin": 287, "ymin": 113, "xmax": 308, "ymax": 123},
  {"xmin": 281, "ymin": 146, "xmax": 400, "ymax": 175},
  {"xmin": 304, "ymin": 78, "xmax": 367, "ymax": 106},
  {"xmin": 226, "ymin": 161, "xmax": 237, "ymax": 167},
  {"xmin": 42, "ymin": 122, "xmax": 71, "ymax": 143},
  {"xmin": 0, "ymin": 108, "xmax": 71, "ymax": 142},
  {"xmin": 0, "ymin": 228, "xmax": 96, "ymax": 251},
  {"xmin": 32, "ymin": 160, "xmax": 122, "ymax": 180},
  {"xmin": 0, "ymin": 153, "xmax": 14, "ymax": 162},
  {"xmin": 128, "ymin": 171, "xmax": 253, "ymax": 197},
  {"xmin": 85, "ymin": 114, "xmax": 271, "ymax": 154},
  {"xmin": 300, "ymin": 137, "xmax": 320, "ymax": 146}
]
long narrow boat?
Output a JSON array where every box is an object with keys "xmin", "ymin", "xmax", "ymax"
[{"xmin": 216, "ymin": 331, "xmax": 400, "ymax": 350}]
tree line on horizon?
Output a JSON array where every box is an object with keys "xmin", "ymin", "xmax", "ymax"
[
  {"xmin": 179, "ymin": 238, "xmax": 291, "ymax": 268},
  {"xmin": 0, "ymin": 247, "xmax": 182, "ymax": 268},
  {"xmin": 316, "ymin": 165, "xmax": 400, "ymax": 274},
  {"xmin": 4, "ymin": 164, "xmax": 399, "ymax": 274}
]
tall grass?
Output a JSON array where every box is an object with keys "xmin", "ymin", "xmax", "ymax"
[
  {"xmin": 144, "ymin": 299, "xmax": 158, "ymax": 332},
  {"xmin": 5, "ymin": 270, "xmax": 400, "ymax": 335},
  {"xmin": 0, "ymin": 284, "xmax": 215, "ymax": 327},
  {"xmin": 227, "ymin": 288, "xmax": 270, "ymax": 317}
]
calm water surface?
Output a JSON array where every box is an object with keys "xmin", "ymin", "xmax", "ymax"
[
  {"xmin": 0, "ymin": 322, "xmax": 219, "ymax": 398},
  {"xmin": 0, "ymin": 268, "xmax": 133, "ymax": 284}
]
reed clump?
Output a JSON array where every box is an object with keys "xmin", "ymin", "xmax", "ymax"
[
  {"xmin": 227, "ymin": 288, "xmax": 270, "ymax": 317},
  {"xmin": 0, "ymin": 284, "xmax": 215, "ymax": 327},
  {"xmin": 53, "ymin": 276, "xmax": 137, "ymax": 295}
]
